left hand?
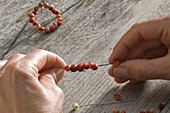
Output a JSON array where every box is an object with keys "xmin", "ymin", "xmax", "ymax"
[{"xmin": 0, "ymin": 49, "xmax": 66, "ymax": 113}]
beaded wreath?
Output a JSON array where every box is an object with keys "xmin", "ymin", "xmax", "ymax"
[{"xmin": 28, "ymin": 2, "xmax": 62, "ymax": 33}]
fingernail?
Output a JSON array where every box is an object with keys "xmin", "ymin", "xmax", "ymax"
[{"xmin": 114, "ymin": 66, "xmax": 126, "ymax": 78}]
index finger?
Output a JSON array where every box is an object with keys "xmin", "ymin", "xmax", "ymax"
[
  {"xmin": 21, "ymin": 49, "xmax": 66, "ymax": 75},
  {"xmin": 109, "ymin": 17, "xmax": 164, "ymax": 63}
]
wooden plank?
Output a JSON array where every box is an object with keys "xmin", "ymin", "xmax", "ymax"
[
  {"xmin": 0, "ymin": 0, "xmax": 170, "ymax": 113},
  {"xmin": 0, "ymin": 0, "xmax": 80, "ymax": 54}
]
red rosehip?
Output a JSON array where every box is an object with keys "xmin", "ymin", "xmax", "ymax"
[
  {"xmin": 33, "ymin": 20, "xmax": 38, "ymax": 26},
  {"xmin": 57, "ymin": 15, "xmax": 61, "ymax": 18},
  {"xmin": 28, "ymin": 13, "xmax": 34, "ymax": 18},
  {"xmin": 140, "ymin": 109, "xmax": 146, "ymax": 113},
  {"xmin": 77, "ymin": 64, "xmax": 84, "ymax": 72},
  {"xmin": 114, "ymin": 94, "xmax": 121, "ymax": 101},
  {"xmin": 64, "ymin": 65, "xmax": 71, "ymax": 71},
  {"xmin": 32, "ymin": 11, "xmax": 37, "ymax": 15},
  {"xmin": 113, "ymin": 60, "xmax": 120, "ymax": 67},
  {"xmin": 45, "ymin": 27, "xmax": 50, "ymax": 33},
  {"xmin": 50, "ymin": 25, "xmax": 56, "ymax": 32},
  {"xmin": 89, "ymin": 62, "xmax": 93, "ymax": 69},
  {"xmin": 44, "ymin": 3, "xmax": 49, "ymax": 8},
  {"xmin": 83, "ymin": 63, "xmax": 89, "ymax": 69},
  {"xmin": 53, "ymin": 22, "xmax": 58, "ymax": 27},
  {"xmin": 38, "ymin": 3, "xmax": 43, "ymax": 7},
  {"xmin": 159, "ymin": 103, "xmax": 165, "ymax": 110},
  {"xmin": 113, "ymin": 108, "xmax": 119, "ymax": 113},
  {"xmin": 34, "ymin": 6, "xmax": 39, "ymax": 12},
  {"xmin": 36, "ymin": 24, "xmax": 41, "ymax": 29},
  {"xmin": 57, "ymin": 21, "xmax": 62, "ymax": 26},
  {"xmin": 91, "ymin": 63, "xmax": 98, "ymax": 70},
  {"xmin": 58, "ymin": 17, "xmax": 63, "ymax": 21},
  {"xmin": 147, "ymin": 108, "xmax": 154, "ymax": 113},
  {"xmin": 121, "ymin": 110, "xmax": 126, "ymax": 113},
  {"xmin": 52, "ymin": 10, "xmax": 60, "ymax": 15},
  {"xmin": 39, "ymin": 26, "xmax": 45, "ymax": 31},
  {"xmin": 48, "ymin": 5, "xmax": 54, "ymax": 10},
  {"xmin": 29, "ymin": 17, "xmax": 35, "ymax": 23},
  {"xmin": 70, "ymin": 64, "xmax": 77, "ymax": 72}
]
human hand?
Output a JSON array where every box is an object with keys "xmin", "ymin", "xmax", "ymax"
[
  {"xmin": 108, "ymin": 15, "xmax": 170, "ymax": 83},
  {"xmin": 0, "ymin": 49, "xmax": 66, "ymax": 113}
]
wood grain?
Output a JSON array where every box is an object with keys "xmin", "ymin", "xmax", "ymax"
[{"xmin": 0, "ymin": 0, "xmax": 170, "ymax": 113}]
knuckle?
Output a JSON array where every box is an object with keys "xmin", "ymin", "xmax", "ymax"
[
  {"xmin": 10, "ymin": 53, "xmax": 25, "ymax": 58},
  {"xmin": 33, "ymin": 49, "xmax": 46, "ymax": 53},
  {"xmin": 5, "ymin": 61, "xmax": 34, "ymax": 82},
  {"xmin": 56, "ymin": 87, "xmax": 64, "ymax": 98},
  {"xmin": 6, "ymin": 61, "xmax": 23, "ymax": 74}
]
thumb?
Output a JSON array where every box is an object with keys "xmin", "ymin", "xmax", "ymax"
[
  {"xmin": 114, "ymin": 55, "xmax": 170, "ymax": 80},
  {"xmin": 38, "ymin": 68, "xmax": 65, "ymax": 113}
]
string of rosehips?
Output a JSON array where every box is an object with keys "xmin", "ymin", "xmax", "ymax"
[
  {"xmin": 64, "ymin": 62, "xmax": 99, "ymax": 72},
  {"xmin": 28, "ymin": 2, "xmax": 62, "ymax": 33},
  {"xmin": 64, "ymin": 60, "xmax": 120, "ymax": 72}
]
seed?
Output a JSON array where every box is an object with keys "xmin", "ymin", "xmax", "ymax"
[
  {"xmin": 70, "ymin": 64, "xmax": 77, "ymax": 72},
  {"xmin": 64, "ymin": 65, "xmax": 71, "ymax": 71},
  {"xmin": 113, "ymin": 108, "xmax": 119, "ymax": 113},
  {"xmin": 159, "ymin": 103, "xmax": 165, "ymax": 110},
  {"xmin": 114, "ymin": 94, "xmax": 121, "ymax": 101},
  {"xmin": 72, "ymin": 103, "xmax": 80, "ymax": 111},
  {"xmin": 140, "ymin": 109, "xmax": 146, "ymax": 113},
  {"xmin": 147, "ymin": 108, "xmax": 154, "ymax": 113},
  {"xmin": 77, "ymin": 64, "xmax": 84, "ymax": 72}
]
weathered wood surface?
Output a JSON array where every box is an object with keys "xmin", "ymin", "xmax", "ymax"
[{"xmin": 0, "ymin": 0, "xmax": 170, "ymax": 113}]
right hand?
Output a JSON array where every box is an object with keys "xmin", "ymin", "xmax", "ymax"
[{"xmin": 108, "ymin": 15, "xmax": 170, "ymax": 83}]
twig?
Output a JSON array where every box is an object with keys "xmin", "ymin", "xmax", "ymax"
[
  {"xmin": 79, "ymin": 99, "xmax": 136, "ymax": 107},
  {"xmin": 164, "ymin": 97, "xmax": 170, "ymax": 113}
]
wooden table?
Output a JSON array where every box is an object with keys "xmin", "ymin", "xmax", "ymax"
[{"xmin": 0, "ymin": 0, "xmax": 170, "ymax": 112}]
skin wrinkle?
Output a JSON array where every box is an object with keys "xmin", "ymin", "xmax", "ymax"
[
  {"xmin": 161, "ymin": 27, "xmax": 170, "ymax": 48},
  {"xmin": 136, "ymin": 27, "xmax": 145, "ymax": 42}
]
